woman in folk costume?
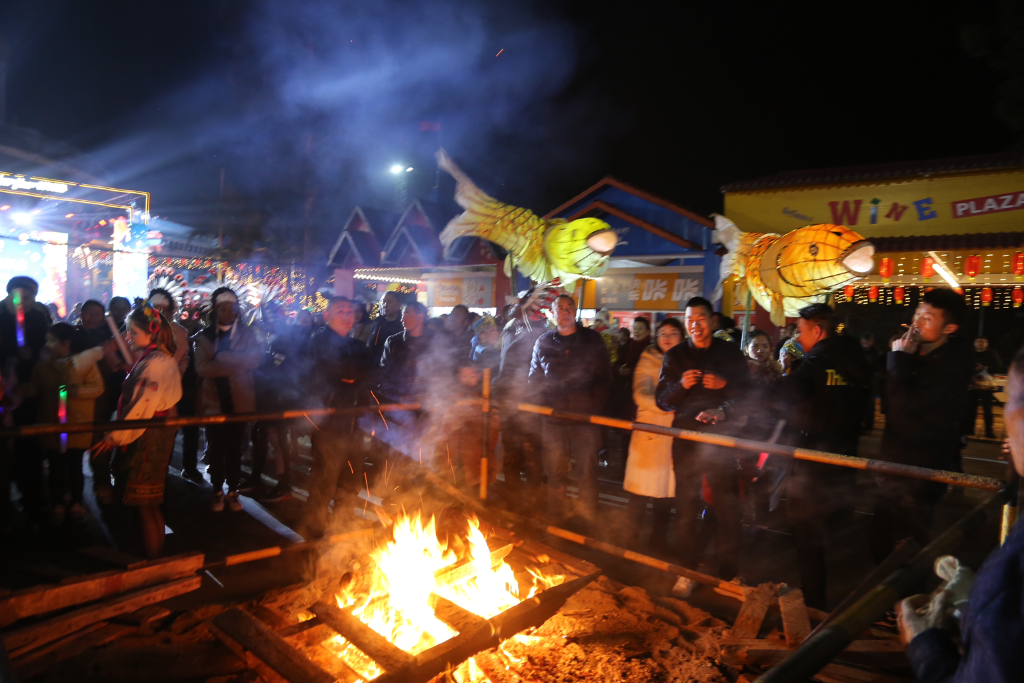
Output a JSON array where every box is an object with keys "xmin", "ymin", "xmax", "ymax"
[
  {"xmin": 91, "ymin": 303, "xmax": 182, "ymax": 559},
  {"xmin": 622, "ymin": 318, "xmax": 684, "ymax": 550}
]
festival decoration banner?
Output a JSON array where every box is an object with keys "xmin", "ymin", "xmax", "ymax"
[
  {"xmin": 724, "ymin": 169, "xmax": 1024, "ymax": 237},
  {"xmin": 427, "ymin": 276, "xmax": 494, "ymax": 308}
]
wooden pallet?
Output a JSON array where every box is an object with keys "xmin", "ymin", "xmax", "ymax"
[{"xmin": 207, "ymin": 569, "xmax": 600, "ymax": 683}]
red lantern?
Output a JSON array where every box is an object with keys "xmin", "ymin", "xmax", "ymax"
[
  {"xmin": 878, "ymin": 257, "xmax": 893, "ymax": 284},
  {"xmin": 843, "ymin": 284, "xmax": 855, "ymax": 300},
  {"xmin": 868, "ymin": 286, "xmax": 879, "ymax": 303},
  {"xmin": 981, "ymin": 287, "xmax": 993, "ymax": 306},
  {"xmin": 1014, "ymin": 288, "xmax": 1024, "ymax": 308},
  {"xmin": 1014, "ymin": 253, "xmax": 1024, "ymax": 281},
  {"xmin": 920, "ymin": 256, "xmax": 935, "ymax": 279},
  {"xmin": 965, "ymin": 255, "xmax": 981, "ymax": 280},
  {"xmin": 893, "ymin": 286, "xmax": 905, "ymax": 304}
]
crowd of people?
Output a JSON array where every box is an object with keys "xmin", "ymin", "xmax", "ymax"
[{"xmin": 1, "ymin": 273, "xmax": 1023, "ymax": 679}]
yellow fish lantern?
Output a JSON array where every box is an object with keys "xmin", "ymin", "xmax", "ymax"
[
  {"xmin": 436, "ymin": 149, "xmax": 617, "ymax": 288},
  {"xmin": 712, "ymin": 215, "xmax": 874, "ymax": 325}
]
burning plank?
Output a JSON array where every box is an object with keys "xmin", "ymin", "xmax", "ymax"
[
  {"xmin": 211, "ymin": 607, "xmax": 337, "ymax": 683},
  {"xmin": 310, "ymin": 601, "xmax": 415, "ymax": 674}
]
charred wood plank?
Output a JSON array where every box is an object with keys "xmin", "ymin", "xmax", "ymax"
[
  {"xmin": 309, "ymin": 600, "xmax": 414, "ymax": 673},
  {"xmin": 434, "ymin": 544, "xmax": 513, "ymax": 586},
  {"xmin": 0, "ymin": 552, "xmax": 203, "ymax": 628},
  {"xmin": 428, "ymin": 595, "xmax": 486, "ymax": 633},
  {"xmin": 731, "ymin": 583, "xmax": 779, "ymax": 639},
  {"xmin": 211, "ymin": 607, "xmax": 335, "ymax": 683},
  {"xmin": 276, "ymin": 617, "xmax": 323, "ymax": 638},
  {"xmin": 2, "ymin": 575, "xmax": 200, "ymax": 657},
  {"xmin": 719, "ymin": 638, "xmax": 905, "ymax": 652},
  {"xmin": 57, "ymin": 641, "xmax": 250, "ymax": 683},
  {"xmin": 12, "ymin": 621, "xmax": 135, "ymax": 680},
  {"xmin": 79, "ymin": 545, "xmax": 147, "ymax": 569},
  {"xmin": 376, "ymin": 570, "xmax": 600, "ymax": 683},
  {"xmin": 778, "ymin": 590, "xmax": 812, "ymax": 647}
]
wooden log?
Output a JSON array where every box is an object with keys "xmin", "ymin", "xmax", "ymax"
[
  {"xmin": 2, "ymin": 575, "xmax": 200, "ymax": 657},
  {"xmin": 211, "ymin": 607, "xmax": 335, "ymax": 683},
  {"xmin": 276, "ymin": 617, "xmax": 322, "ymax": 638},
  {"xmin": 739, "ymin": 649, "xmax": 908, "ymax": 682},
  {"xmin": 428, "ymin": 594, "xmax": 486, "ymax": 633},
  {"xmin": 778, "ymin": 590, "xmax": 812, "ymax": 647},
  {"xmin": 731, "ymin": 584, "xmax": 779, "ymax": 639},
  {"xmin": 310, "ymin": 600, "xmax": 414, "ymax": 673},
  {"xmin": 0, "ymin": 551, "xmax": 204, "ymax": 628},
  {"xmin": 376, "ymin": 571, "xmax": 600, "ymax": 683}
]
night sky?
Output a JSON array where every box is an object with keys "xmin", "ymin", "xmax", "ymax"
[{"xmin": 0, "ymin": 0, "xmax": 1014, "ymax": 247}]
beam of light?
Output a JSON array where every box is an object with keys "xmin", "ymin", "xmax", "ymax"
[
  {"xmin": 927, "ymin": 251, "xmax": 962, "ymax": 289},
  {"xmin": 11, "ymin": 213, "xmax": 31, "ymax": 226},
  {"xmin": 390, "ymin": 164, "xmax": 404, "ymax": 174}
]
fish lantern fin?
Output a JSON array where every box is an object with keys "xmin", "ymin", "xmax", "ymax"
[
  {"xmin": 769, "ymin": 295, "xmax": 786, "ymax": 327},
  {"xmin": 504, "ymin": 254, "xmax": 514, "ymax": 278}
]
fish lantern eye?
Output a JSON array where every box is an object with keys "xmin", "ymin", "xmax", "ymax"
[
  {"xmin": 809, "ymin": 243, "xmax": 819, "ymax": 256},
  {"xmin": 586, "ymin": 229, "xmax": 618, "ymax": 255}
]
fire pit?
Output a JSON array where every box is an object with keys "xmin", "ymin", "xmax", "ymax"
[{"xmin": 313, "ymin": 511, "xmax": 581, "ymax": 682}]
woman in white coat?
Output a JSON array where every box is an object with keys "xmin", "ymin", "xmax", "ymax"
[{"xmin": 622, "ymin": 318, "xmax": 684, "ymax": 549}]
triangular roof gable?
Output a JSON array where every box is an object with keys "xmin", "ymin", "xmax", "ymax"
[
  {"xmin": 381, "ymin": 200, "xmax": 444, "ymax": 266},
  {"xmin": 327, "ymin": 206, "xmax": 401, "ymax": 267},
  {"xmin": 544, "ymin": 177, "xmax": 713, "ymax": 255}
]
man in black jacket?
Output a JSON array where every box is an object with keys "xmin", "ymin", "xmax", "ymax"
[
  {"xmin": 367, "ymin": 291, "xmax": 404, "ymax": 364},
  {"xmin": 770, "ymin": 303, "xmax": 869, "ymax": 610},
  {"xmin": 304, "ymin": 297, "xmax": 372, "ymax": 537},
  {"xmin": 872, "ymin": 288, "xmax": 972, "ymax": 563},
  {"xmin": 528, "ymin": 294, "xmax": 610, "ymax": 523},
  {"xmin": 656, "ymin": 296, "xmax": 750, "ymax": 583}
]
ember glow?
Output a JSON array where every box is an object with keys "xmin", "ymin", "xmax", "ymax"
[{"xmin": 327, "ymin": 512, "xmax": 562, "ymax": 680}]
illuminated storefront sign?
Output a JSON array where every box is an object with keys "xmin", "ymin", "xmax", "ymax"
[
  {"xmin": 593, "ymin": 270, "xmax": 703, "ymax": 311},
  {"xmin": 0, "ymin": 176, "xmax": 68, "ymax": 193},
  {"xmin": 0, "ymin": 173, "xmax": 150, "ymax": 222},
  {"xmin": 724, "ymin": 169, "xmax": 1024, "ymax": 237}
]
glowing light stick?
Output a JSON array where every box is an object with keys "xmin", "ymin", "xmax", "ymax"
[
  {"xmin": 12, "ymin": 289, "xmax": 25, "ymax": 347},
  {"xmin": 59, "ymin": 384, "xmax": 68, "ymax": 453},
  {"xmin": 105, "ymin": 315, "xmax": 133, "ymax": 366}
]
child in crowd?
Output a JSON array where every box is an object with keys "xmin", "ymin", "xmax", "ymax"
[{"xmin": 19, "ymin": 323, "xmax": 104, "ymax": 523}]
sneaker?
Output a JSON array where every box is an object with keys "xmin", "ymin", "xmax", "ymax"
[
  {"xmin": 182, "ymin": 468, "xmax": 205, "ymax": 485},
  {"xmin": 671, "ymin": 576, "xmax": 696, "ymax": 599},
  {"xmin": 68, "ymin": 503, "xmax": 88, "ymax": 522},
  {"xmin": 51, "ymin": 505, "xmax": 66, "ymax": 525},
  {"xmin": 226, "ymin": 491, "xmax": 243, "ymax": 512},
  {"xmin": 257, "ymin": 482, "xmax": 293, "ymax": 503},
  {"xmin": 211, "ymin": 491, "xmax": 225, "ymax": 512}
]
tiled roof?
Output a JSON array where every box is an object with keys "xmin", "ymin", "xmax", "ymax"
[
  {"xmin": 870, "ymin": 232, "xmax": 1024, "ymax": 252},
  {"xmin": 722, "ymin": 151, "xmax": 1024, "ymax": 193}
]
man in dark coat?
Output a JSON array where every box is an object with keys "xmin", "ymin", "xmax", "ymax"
[
  {"xmin": 872, "ymin": 288, "xmax": 972, "ymax": 563},
  {"xmin": 528, "ymin": 294, "xmax": 610, "ymax": 523},
  {"xmin": 898, "ymin": 346, "xmax": 1024, "ymax": 683},
  {"xmin": 656, "ymin": 296, "xmax": 749, "ymax": 583},
  {"xmin": 770, "ymin": 303, "xmax": 869, "ymax": 610},
  {"xmin": 303, "ymin": 297, "xmax": 372, "ymax": 537},
  {"xmin": 366, "ymin": 291, "xmax": 404, "ymax": 364}
]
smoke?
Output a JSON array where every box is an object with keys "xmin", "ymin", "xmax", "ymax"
[{"xmin": 86, "ymin": 0, "xmax": 619, "ymax": 249}]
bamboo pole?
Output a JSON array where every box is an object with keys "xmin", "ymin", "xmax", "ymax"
[
  {"xmin": 203, "ymin": 528, "xmax": 376, "ymax": 570},
  {"xmin": 480, "ymin": 367, "xmax": 491, "ymax": 500},
  {"xmin": 755, "ymin": 487, "xmax": 1013, "ymax": 683},
  {"xmin": 517, "ymin": 403, "xmax": 1002, "ymax": 491},
  {"xmin": 0, "ymin": 399, "xmax": 484, "ymax": 438}
]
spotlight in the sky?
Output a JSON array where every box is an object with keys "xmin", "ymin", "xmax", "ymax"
[
  {"xmin": 65, "ymin": 213, "xmax": 75, "ymax": 218},
  {"xmin": 12, "ymin": 213, "xmax": 32, "ymax": 226},
  {"xmin": 390, "ymin": 164, "xmax": 403, "ymax": 174},
  {"xmin": 0, "ymin": 205, "xmax": 9, "ymax": 211},
  {"xmin": 406, "ymin": 167, "xmax": 413, "ymax": 172}
]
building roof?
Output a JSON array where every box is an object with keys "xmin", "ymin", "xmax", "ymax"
[
  {"xmin": 545, "ymin": 176, "xmax": 713, "ymax": 227},
  {"xmin": 721, "ymin": 150, "xmax": 1024, "ymax": 193},
  {"xmin": 327, "ymin": 206, "xmax": 399, "ymax": 268}
]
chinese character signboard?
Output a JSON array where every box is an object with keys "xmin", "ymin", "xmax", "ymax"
[{"xmin": 595, "ymin": 271, "xmax": 703, "ymax": 311}]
